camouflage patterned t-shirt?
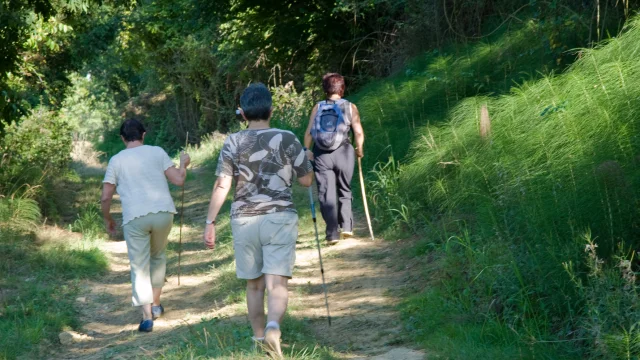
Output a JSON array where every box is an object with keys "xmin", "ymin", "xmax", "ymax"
[{"xmin": 215, "ymin": 128, "xmax": 313, "ymax": 218}]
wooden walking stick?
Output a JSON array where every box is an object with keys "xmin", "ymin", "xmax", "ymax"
[
  {"xmin": 358, "ymin": 157, "xmax": 375, "ymax": 241},
  {"xmin": 178, "ymin": 132, "xmax": 188, "ymax": 286}
]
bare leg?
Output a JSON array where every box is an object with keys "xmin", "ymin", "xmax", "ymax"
[
  {"xmin": 141, "ymin": 304, "xmax": 153, "ymax": 320},
  {"xmin": 263, "ymin": 274, "xmax": 288, "ymax": 359},
  {"xmin": 246, "ymin": 275, "xmax": 266, "ymax": 338},
  {"xmin": 153, "ymin": 287, "xmax": 162, "ymax": 306},
  {"xmin": 265, "ymin": 274, "xmax": 289, "ymax": 323}
]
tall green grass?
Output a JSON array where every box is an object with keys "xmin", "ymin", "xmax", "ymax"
[
  {"xmin": 352, "ymin": 17, "xmax": 606, "ymax": 171},
  {"xmin": 363, "ymin": 15, "xmax": 640, "ymax": 358}
]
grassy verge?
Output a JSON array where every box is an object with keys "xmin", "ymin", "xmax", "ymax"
[
  {"xmin": 359, "ymin": 14, "xmax": 640, "ymax": 359},
  {"xmin": 0, "ymin": 169, "xmax": 110, "ymax": 360},
  {"xmin": 0, "ymin": 230, "xmax": 108, "ymax": 359}
]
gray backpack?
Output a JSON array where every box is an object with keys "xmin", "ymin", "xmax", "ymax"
[{"xmin": 311, "ymin": 99, "xmax": 351, "ymax": 151}]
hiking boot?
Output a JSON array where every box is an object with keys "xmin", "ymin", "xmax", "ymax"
[
  {"xmin": 264, "ymin": 325, "xmax": 283, "ymax": 359},
  {"xmin": 340, "ymin": 230, "xmax": 354, "ymax": 239},
  {"xmin": 138, "ymin": 319, "xmax": 153, "ymax": 332},
  {"xmin": 152, "ymin": 304, "xmax": 164, "ymax": 320},
  {"xmin": 326, "ymin": 238, "xmax": 340, "ymax": 245}
]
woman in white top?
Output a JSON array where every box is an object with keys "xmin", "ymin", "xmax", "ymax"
[{"xmin": 101, "ymin": 118, "xmax": 190, "ymax": 332}]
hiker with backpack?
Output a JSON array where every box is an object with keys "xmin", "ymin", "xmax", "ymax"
[
  {"xmin": 304, "ymin": 73, "xmax": 365, "ymax": 244},
  {"xmin": 203, "ymin": 83, "xmax": 313, "ymax": 358}
]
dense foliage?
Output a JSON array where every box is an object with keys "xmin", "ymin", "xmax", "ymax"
[{"xmin": 5, "ymin": 0, "xmax": 637, "ymax": 151}]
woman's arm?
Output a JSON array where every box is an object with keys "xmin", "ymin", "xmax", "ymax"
[
  {"xmin": 297, "ymin": 171, "xmax": 314, "ymax": 187},
  {"xmin": 205, "ymin": 175, "xmax": 233, "ymax": 222},
  {"xmin": 303, "ymin": 104, "xmax": 318, "ymax": 159},
  {"xmin": 100, "ymin": 183, "xmax": 117, "ymax": 235},
  {"xmin": 351, "ymin": 104, "xmax": 365, "ymax": 158},
  {"xmin": 203, "ymin": 175, "xmax": 233, "ymax": 249},
  {"xmin": 165, "ymin": 152, "xmax": 191, "ymax": 186}
]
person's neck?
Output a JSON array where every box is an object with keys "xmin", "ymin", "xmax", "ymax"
[
  {"xmin": 328, "ymin": 94, "xmax": 342, "ymax": 101},
  {"xmin": 247, "ymin": 120, "xmax": 270, "ymax": 130},
  {"xmin": 126, "ymin": 141, "xmax": 144, "ymax": 149}
]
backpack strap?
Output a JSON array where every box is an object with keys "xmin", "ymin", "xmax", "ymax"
[{"xmin": 335, "ymin": 99, "xmax": 353, "ymax": 145}]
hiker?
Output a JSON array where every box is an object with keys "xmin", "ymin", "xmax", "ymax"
[
  {"xmin": 203, "ymin": 83, "xmax": 313, "ymax": 358},
  {"xmin": 101, "ymin": 118, "xmax": 190, "ymax": 332},
  {"xmin": 304, "ymin": 73, "xmax": 365, "ymax": 244}
]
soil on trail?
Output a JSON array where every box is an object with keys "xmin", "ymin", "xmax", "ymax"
[
  {"xmin": 53, "ymin": 164, "xmax": 425, "ymax": 359},
  {"xmin": 290, "ymin": 234, "xmax": 425, "ymax": 359}
]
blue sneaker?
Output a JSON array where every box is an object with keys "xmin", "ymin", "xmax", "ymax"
[
  {"xmin": 138, "ymin": 319, "xmax": 153, "ymax": 332},
  {"xmin": 152, "ymin": 304, "xmax": 164, "ymax": 320}
]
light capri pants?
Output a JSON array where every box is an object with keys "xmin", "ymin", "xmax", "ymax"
[{"xmin": 122, "ymin": 212, "xmax": 174, "ymax": 306}]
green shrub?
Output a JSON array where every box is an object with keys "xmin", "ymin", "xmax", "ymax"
[
  {"xmin": 0, "ymin": 107, "xmax": 74, "ymax": 220},
  {"xmin": 60, "ymin": 73, "xmax": 121, "ymax": 139},
  {"xmin": 270, "ymin": 83, "xmax": 313, "ymax": 137},
  {"xmin": 0, "ymin": 196, "xmax": 41, "ymax": 231},
  {"xmin": 564, "ymin": 232, "xmax": 640, "ymax": 359},
  {"xmin": 183, "ymin": 131, "xmax": 228, "ymax": 170},
  {"xmin": 0, "ymin": 108, "xmax": 73, "ymax": 179},
  {"xmin": 95, "ymin": 126, "xmax": 126, "ymax": 161},
  {"xmin": 69, "ymin": 202, "xmax": 105, "ymax": 240}
]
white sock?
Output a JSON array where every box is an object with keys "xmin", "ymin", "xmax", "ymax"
[{"xmin": 266, "ymin": 321, "xmax": 280, "ymax": 330}]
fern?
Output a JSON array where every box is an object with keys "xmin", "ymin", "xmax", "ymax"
[
  {"xmin": 0, "ymin": 195, "xmax": 41, "ymax": 231},
  {"xmin": 604, "ymin": 324, "xmax": 640, "ymax": 360}
]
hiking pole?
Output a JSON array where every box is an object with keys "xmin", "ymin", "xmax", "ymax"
[
  {"xmin": 308, "ymin": 186, "xmax": 332, "ymax": 326},
  {"xmin": 358, "ymin": 157, "xmax": 375, "ymax": 241},
  {"xmin": 178, "ymin": 132, "xmax": 188, "ymax": 286}
]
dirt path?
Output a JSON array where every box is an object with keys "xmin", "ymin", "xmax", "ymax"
[
  {"xmin": 54, "ymin": 164, "xmax": 425, "ymax": 359},
  {"xmin": 290, "ymin": 232, "xmax": 425, "ymax": 359}
]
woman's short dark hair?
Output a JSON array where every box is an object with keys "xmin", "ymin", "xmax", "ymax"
[
  {"xmin": 322, "ymin": 73, "xmax": 345, "ymax": 97},
  {"xmin": 120, "ymin": 118, "xmax": 146, "ymax": 142},
  {"xmin": 240, "ymin": 83, "xmax": 272, "ymax": 121}
]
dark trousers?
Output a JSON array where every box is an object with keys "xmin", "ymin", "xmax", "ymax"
[{"xmin": 313, "ymin": 143, "xmax": 355, "ymax": 240}]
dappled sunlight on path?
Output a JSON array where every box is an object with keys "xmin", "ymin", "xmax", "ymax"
[{"xmin": 290, "ymin": 227, "xmax": 421, "ymax": 358}]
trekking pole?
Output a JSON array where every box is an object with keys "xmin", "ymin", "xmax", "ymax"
[
  {"xmin": 178, "ymin": 132, "xmax": 188, "ymax": 286},
  {"xmin": 358, "ymin": 157, "xmax": 375, "ymax": 241},
  {"xmin": 308, "ymin": 186, "xmax": 332, "ymax": 326}
]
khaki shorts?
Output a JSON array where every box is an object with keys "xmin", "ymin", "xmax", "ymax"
[{"xmin": 230, "ymin": 212, "xmax": 298, "ymax": 279}]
